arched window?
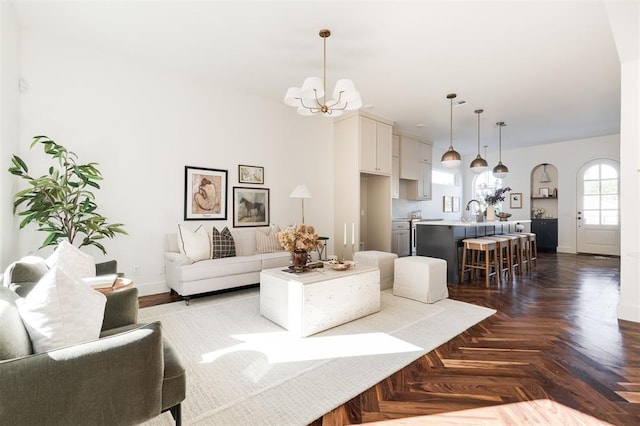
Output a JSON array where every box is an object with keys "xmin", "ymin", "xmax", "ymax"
[
  {"xmin": 582, "ymin": 163, "xmax": 619, "ymax": 225},
  {"xmin": 472, "ymin": 171, "xmax": 503, "ymax": 209}
]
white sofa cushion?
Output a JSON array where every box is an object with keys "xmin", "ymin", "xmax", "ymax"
[
  {"xmin": 256, "ymin": 225, "xmax": 284, "ymax": 254},
  {"xmin": 177, "ymin": 225, "xmax": 211, "ymax": 262},
  {"xmin": 46, "ymin": 241, "xmax": 96, "ymax": 279},
  {"xmin": 178, "ymin": 256, "xmax": 263, "ymax": 282}
]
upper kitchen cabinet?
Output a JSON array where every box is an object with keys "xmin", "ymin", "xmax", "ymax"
[
  {"xmin": 357, "ymin": 114, "xmax": 393, "ymax": 175},
  {"xmin": 404, "ymin": 138, "xmax": 433, "ymax": 201},
  {"xmin": 399, "ymin": 133, "xmax": 420, "ymax": 180}
]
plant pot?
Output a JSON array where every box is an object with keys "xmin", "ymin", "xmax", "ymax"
[{"xmin": 486, "ymin": 205, "xmax": 496, "ymax": 221}]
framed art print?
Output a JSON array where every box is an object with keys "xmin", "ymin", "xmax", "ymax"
[
  {"xmin": 238, "ymin": 164, "xmax": 264, "ymax": 184},
  {"xmin": 510, "ymin": 192, "xmax": 523, "ymax": 209},
  {"xmin": 442, "ymin": 196, "xmax": 453, "ymax": 212},
  {"xmin": 184, "ymin": 166, "xmax": 228, "ymax": 220},
  {"xmin": 233, "ymin": 187, "xmax": 270, "ymax": 227}
]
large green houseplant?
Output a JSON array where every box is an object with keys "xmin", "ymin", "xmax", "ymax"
[{"xmin": 8, "ymin": 135, "xmax": 127, "ymax": 255}]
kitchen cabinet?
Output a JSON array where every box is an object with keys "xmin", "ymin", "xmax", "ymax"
[
  {"xmin": 531, "ymin": 219, "xmax": 557, "ymax": 252},
  {"xmin": 406, "ymin": 140, "xmax": 433, "ymax": 201},
  {"xmin": 391, "ymin": 135, "xmax": 400, "ymax": 199},
  {"xmin": 333, "ymin": 111, "xmax": 394, "ymax": 259},
  {"xmin": 360, "ymin": 116, "xmax": 392, "ymax": 175},
  {"xmin": 391, "ymin": 221, "xmax": 410, "ymax": 257},
  {"xmin": 399, "ymin": 134, "xmax": 420, "ymax": 180}
]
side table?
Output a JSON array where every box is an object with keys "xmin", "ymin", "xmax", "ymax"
[{"xmin": 95, "ymin": 277, "xmax": 133, "ymax": 295}]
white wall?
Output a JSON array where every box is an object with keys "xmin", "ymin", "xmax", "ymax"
[
  {"xmin": 14, "ymin": 30, "xmax": 334, "ymax": 295},
  {"xmin": 0, "ymin": 1, "xmax": 20, "ymax": 270}
]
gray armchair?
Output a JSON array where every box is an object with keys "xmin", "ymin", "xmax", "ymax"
[{"xmin": 0, "ymin": 283, "xmax": 185, "ymax": 425}]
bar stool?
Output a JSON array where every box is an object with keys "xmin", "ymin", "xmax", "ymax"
[
  {"xmin": 520, "ymin": 232, "xmax": 538, "ymax": 268},
  {"xmin": 506, "ymin": 233, "xmax": 529, "ymax": 273},
  {"xmin": 460, "ymin": 238, "xmax": 500, "ymax": 288},
  {"xmin": 482, "ymin": 236, "xmax": 511, "ymax": 282}
]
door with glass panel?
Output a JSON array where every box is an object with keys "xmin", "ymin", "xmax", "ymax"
[{"xmin": 576, "ymin": 159, "xmax": 620, "ymax": 255}]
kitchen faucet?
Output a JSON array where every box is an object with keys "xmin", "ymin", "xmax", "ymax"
[{"xmin": 465, "ymin": 199, "xmax": 484, "ymax": 222}]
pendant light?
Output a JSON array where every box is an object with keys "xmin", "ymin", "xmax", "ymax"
[
  {"xmin": 540, "ymin": 163, "xmax": 551, "ymax": 182},
  {"xmin": 470, "ymin": 109, "xmax": 488, "ymax": 174},
  {"xmin": 492, "ymin": 121, "xmax": 509, "ymax": 178},
  {"xmin": 440, "ymin": 93, "xmax": 462, "ymax": 168}
]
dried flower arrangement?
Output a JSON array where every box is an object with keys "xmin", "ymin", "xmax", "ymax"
[
  {"xmin": 277, "ymin": 224, "xmax": 321, "ymax": 253},
  {"xmin": 484, "ymin": 186, "xmax": 512, "ymax": 206}
]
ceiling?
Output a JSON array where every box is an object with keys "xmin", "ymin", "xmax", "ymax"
[{"xmin": 10, "ymin": 1, "xmax": 622, "ymax": 156}]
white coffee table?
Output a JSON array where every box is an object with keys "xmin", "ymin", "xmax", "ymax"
[{"xmin": 260, "ymin": 265, "xmax": 380, "ymax": 337}]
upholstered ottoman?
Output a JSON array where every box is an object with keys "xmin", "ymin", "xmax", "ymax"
[
  {"xmin": 393, "ymin": 257, "xmax": 449, "ymax": 303},
  {"xmin": 354, "ymin": 251, "xmax": 398, "ymax": 290}
]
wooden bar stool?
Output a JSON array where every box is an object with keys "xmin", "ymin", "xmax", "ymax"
[
  {"xmin": 460, "ymin": 238, "xmax": 500, "ymax": 287},
  {"xmin": 482, "ymin": 236, "xmax": 511, "ymax": 282},
  {"xmin": 520, "ymin": 232, "xmax": 538, "ymax": 268},
  {"xmin": 506, "ymin": 233, "xmax": 529, "ymax": 273}
]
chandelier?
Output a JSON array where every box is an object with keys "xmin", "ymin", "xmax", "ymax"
[
  {"xmin": 440, "ymin": 93, "xmax": 462, "ymax": 168},
  {"xmin": 284, "ymin": 29, "xmax": 362, "ymax": 117}
]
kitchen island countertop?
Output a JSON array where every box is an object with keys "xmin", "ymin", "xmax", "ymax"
[{"xmin": 417, "ymin": 219, "xmax": 531, "ymax": 227}]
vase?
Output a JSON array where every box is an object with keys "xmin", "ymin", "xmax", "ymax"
[
  {"xmin": 290, "ymin": 250, "xmax": 308, "ymax": 268},
  {"xmin": 486, "ymin": 205, "xmax": 496, "ymax": 221}
]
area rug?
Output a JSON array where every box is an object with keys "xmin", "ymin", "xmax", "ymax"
[{"xmin": 140, "ymin": 288, "xmax": 495, "ymax": 425}]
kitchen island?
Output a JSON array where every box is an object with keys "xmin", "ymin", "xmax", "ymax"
[{"xmin": 416, "ymin": 220, "xmax": 531, "ymax": 283}]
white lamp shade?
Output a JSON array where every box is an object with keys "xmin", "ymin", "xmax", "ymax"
[
  {"xmin": 289, "ymin": 184, "xmax": 312, "ymax": 199},
  {"xmin": 326, "ymin": 109, "xmax": 343, "ymax": 117},
  {"xmin": 441, "ymin": 159, "xmax": 461, "ymax": 168},
  {"xmin": 332, "ymin": 79, "xmax": 356, "ymax": 99},
  {"xmin": 296, "ymin": 106, "xmax": 314, "ymax": 116},
  {"xmin": 284, "ymin": 87, "xmax": 302, "ymax": 106},
  {"xmin": 344, "ymin": 94, "xmax": 362, "ymax": 110},
  {"xmin": 301, "ymin": 77, "xmax": 324, "ymax": 99}
]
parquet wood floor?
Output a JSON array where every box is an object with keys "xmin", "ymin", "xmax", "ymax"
[{"xmin": 139, "ymin": 253, "xmax": 639, "ymax": 425}]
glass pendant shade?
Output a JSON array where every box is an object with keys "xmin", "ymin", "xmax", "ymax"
[
  {"xmin": 493, "ymin": 162, "xmax": 509, "ymax": 178},
  {"xmin": 540, "ymin": 164, "xmax": 551, "ymax": 182},
  {"xmin": 492, "ymin": 121, "xmax": 509, "ymax": 179},
  {"xmin": 441, "ymin": 147, "xmax": 462, "ymax": 168},
  {"xmin": 441, "ymin": 93, "xmax": 461, "ymax": 169}
]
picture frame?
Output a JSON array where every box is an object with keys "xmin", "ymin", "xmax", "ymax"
[
  {"xmin": 442, "ymin": 196, "xmax": 453, "ymax": 212},
  {"xmin": 233, "ymin": 187, "xmax": 270, "ymax": 227},
  {"xmin": 510, "ymin": 192, "xmax": 523, "ymax": 209},
  {"xmin": 539, "ymin": 187, "xmax": 550, "ymax": 198},
  {"xmin": 238, "ymin": 164, "xmax": 264, "ymax": 184},
  {"xmin": 452, "ymin": 196, "xmax": 461, "ymax": 212},
  {"xmin": 184, "ymin": 166, "xmax": 227, "ymax": 220}
]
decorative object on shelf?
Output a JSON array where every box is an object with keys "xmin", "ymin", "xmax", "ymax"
[
  {"xmin": 441, "ymin": 93, "xmax": 462, "ymax": 168},
  {"xmin": 277, "ymin": 224, "xmax": 322, "ymax": 269},
  {"xmin": 493, "ymin": 122, "xmax": 510, "ymax": 178},
  {"xmin": 470, "ymin": 109, "xmax": 489, "ymax": 174},
  {"xmin": 9, "ymin": 135, "xmax": 127, "ymax": 254},
  {"xmin": 510, "ymin": 192, "xmax": 523, "ymax": 209},
  {"xmin": 238, "ymin": 164, "xmax": 264, "ymax": 184},
  {"xmin": 289, "ymin": 184, "xmax": 312, "ymax": 224},
  {"xmin": 539, "ymin": 187, "xmax": 550, "ymax": 197},
  {"xmin": 532, "ymin": 207, "xmax": 546, "ymax": 219},
  {"xmin": 540, "ymin": 163, "xmax": 552, "ymax": 182},
  {"xmin": 233, "ymin": 187, "xmax": 270, "ymax": 227},
  {"xmin": 284, "ymin": 29, "xmax": 362, "ymax": 117},
  {"xmin": 498, "ymin": 212, "xmax": 512, "ymax": 221},
  {"xmin": 185, "ymin": 166, "xmax": 228, "ymax": 220},
  {"xmin": 323, "ymin": 259, "xmax": 356, "ymax": 271}
]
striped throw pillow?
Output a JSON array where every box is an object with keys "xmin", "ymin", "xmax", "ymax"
[{"xmin": 256, "ymin": 225, "xmax": 284, "ymax": 253}]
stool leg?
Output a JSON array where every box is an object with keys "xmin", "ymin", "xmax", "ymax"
[
  {"xmin": 460, "ymin": 246, "xmax": 467, "ymax": 283},
  {"xmin": 484, "ymin": 246, "xmax": 490, "ymax": 288}
]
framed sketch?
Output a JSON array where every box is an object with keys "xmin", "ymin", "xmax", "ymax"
[
  {"xmin": 238, "ymin": 164, "xmax": 264, "ymax": 184},
  {"xmin": 510, "ymin": 192, "xmax": 523, "ymax": 209},
  {"xmin": 184, "ymin": 166, "xmax": 227, "ymax": 220},
  {"xmin": 233, "ymin": 187, "xmax": 270, "ymax": 227},
  {"xmin": 539, "ymin": 187, "xmax": 550, "ymax": 198},
  {"xmin": 452, "ymin": 196, "xmax": 461, "ymax": 212},
  {"xmin": 442, "ymin": 196, "xmax": 453, "ymax": 212}
]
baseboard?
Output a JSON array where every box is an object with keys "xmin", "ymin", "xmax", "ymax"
[
  {"xmin": 557, "ymin": 246, "xmax": 575, "ymax": 254},
  {"xmin": 618, "ymin": 302, "xmax": 640, "ymax": 323},
  {"xmin": 136, "ymin": 280, "xmax": 171, "ymax": 297}
]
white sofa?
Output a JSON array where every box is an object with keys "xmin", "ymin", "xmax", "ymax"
[{"xmin": 164, "ymin": 228, "xmax": 292, "ymax": 304}]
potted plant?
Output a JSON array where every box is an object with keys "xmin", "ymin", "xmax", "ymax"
[
  {"xmin": 483, "ymin": 186, "xmax": 511, "ymax": 221},
  {"xmin": 8, "ymin": 135, "xmax": 127, "ymax": 255}
]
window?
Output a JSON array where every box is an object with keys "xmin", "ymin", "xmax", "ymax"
[
  {"xmin": 432, "ymin": 170, "xmax": 456, "ymax": 186},
  {"xmin": 583, "ymin": 164, "xmax": 619, "ymax": 225},
  {"xmin": 472, "ymin": 171, "xmax": 503, "ymax": 209}
]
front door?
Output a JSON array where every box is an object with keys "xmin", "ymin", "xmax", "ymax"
[{"xmin": 576, "ymin": 159, "xmax": 620, "ymax": 255}]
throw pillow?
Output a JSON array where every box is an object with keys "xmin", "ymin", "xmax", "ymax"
[
  {"xmin": 3, "ymin": 255, "xmax": 49, "ymax": 287},
  {"xmin": 16, "ymin": 263, "xmax": 107, "ymax": 353},
  {"xmin": 256, "ymin": 224, "xmax": 284, "ymax": 253},
  {"xmin": 177, "ymin": 225, "xmax": 211, "ymax": 261},
  {"xmin": 45, "ymin": 240, "xmax": 96, "ymax": 278},
  {"xmin": 212, "ymin": 226, "xmax": 236, "ymax": 259}
]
